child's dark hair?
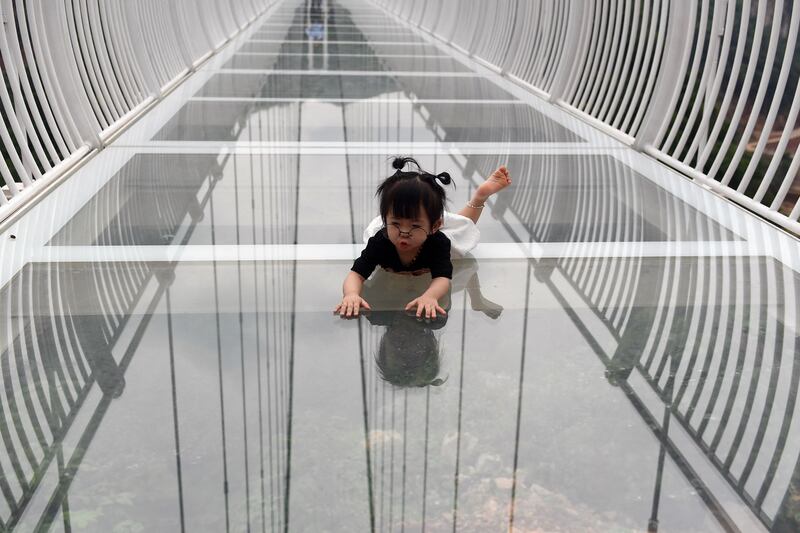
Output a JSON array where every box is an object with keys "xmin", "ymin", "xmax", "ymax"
[{"xmin": 377, "ymin": 156, "xmax": 453, "ymax": 224}]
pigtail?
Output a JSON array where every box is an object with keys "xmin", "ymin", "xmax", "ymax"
[
  {"xmin": 378, "ymin": 156, "xmax": 452, "ymax": 223},
  {"xmin": 419, "ymin": 171, "xmax": 453, "ymax": 189},
  {"xmin": 390, "ymin": 157, "xmax": 453, "ymax": 187},
  {"xmin": 392, "ymin": 156, "xmax": 420, "ymax": 171},
  {"xmin": 434, "ymin": 172, "xmax": 451, "ymax": 185}
]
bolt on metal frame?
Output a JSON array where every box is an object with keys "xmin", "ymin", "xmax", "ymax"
[{"xmin": 373, "ymin": 0, "xmax": 800, "ymax": 236}]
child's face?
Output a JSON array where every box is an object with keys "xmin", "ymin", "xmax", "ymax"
[{"xmin": 385, "ymin": 209, "xmax": 441, "ymax": 252}]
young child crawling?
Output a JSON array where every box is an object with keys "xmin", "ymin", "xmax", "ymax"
[{"xmin": 334, "ymin": 156, "xmax": 511, "ymax": 319}]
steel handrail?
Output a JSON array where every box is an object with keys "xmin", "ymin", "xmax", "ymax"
[
  {"xmin": 0, "ymin": 0, "xmax": 278, "ymax": 224},
  {"xmin": 373, "ymin": 0, "xmax": 800, "ymax": 236}
]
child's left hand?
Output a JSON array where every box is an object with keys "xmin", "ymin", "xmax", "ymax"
[{"xmin": 405, "ymin": 295, "xmax": 447, "ymax": 319}]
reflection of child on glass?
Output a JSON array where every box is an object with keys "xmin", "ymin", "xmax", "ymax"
[
  {"xmin": 334, "ymin": 156, "xmax": 511, "ymax": 318},
  {"xmin": 368, "ymin": 309, "xmax": 448, "ymax": 387}
]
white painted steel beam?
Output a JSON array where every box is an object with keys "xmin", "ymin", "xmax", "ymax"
[
  {"xmin": 373, "ymin": 0, "xmax": 800, "ymax": 236},
  {"xmin": 0, "ymin": 0, "xmax": 279, "ymax": 224}
]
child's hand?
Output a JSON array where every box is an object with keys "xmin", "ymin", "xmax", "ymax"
[
  {"xmin": 334, "ymin": 293, "xmax": 371, "ymax": 318},
  {"xmin": 405, "ymin": 295, "xmax": 447, "ymax": 319}
]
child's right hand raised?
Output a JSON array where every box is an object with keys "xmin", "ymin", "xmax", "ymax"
[{"xmin": 334, "ymin": 293, "xmax": 371, "ymax": 318}]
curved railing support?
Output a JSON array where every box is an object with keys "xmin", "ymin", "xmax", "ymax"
[
  {"xmin": 374, "ymin": 0, "xmax": 800, "ymax": 236},
  {"xmin": 0, "ymin": 0, "xmax": 278, "ymax": 225}
]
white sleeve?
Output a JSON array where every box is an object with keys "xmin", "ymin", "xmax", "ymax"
[
  {"xmin": 440, "ymin": 211, "xmax": 480, "ymax": 256},
  {"xmin": 362, "ymin": 215, "xmax": 384, "ymax": 244}
]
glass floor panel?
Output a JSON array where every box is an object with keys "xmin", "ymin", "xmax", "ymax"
[
  {"xmin": 248, "ymin": 31, "xmax": 428, "ymax": 43},
  {"xmin": 221, "ymin": 53, "xmax": 473, "ymax": 72},
  {"xmin": 2, "ymin": 0, "xmax": 799, "ymax": 530},
  {"xmin": 153, "ymin": 101, "xmax": 581, "ymax": 143},
  {"xmin": 47, "ymin": 153, "xmax": 738, "ymax": 246},
  {"xmin": 1, "ymin": 256, "xmax": 797, "ymax": 531},
  {"xmin": 265, "ymin": 15, "xmax": 396, "ymax": 25},
  {"xmin": 251, "ymin": 30, "xmax": 424, "ymax": 41},
  {"xmin": 256, "ymin": 19, "xmax": 415, "ymax": 29},
  {"xmin": 259, "ymin": 22, "xmax": 402, "ymax": 32},
  {"xmin": 238, "ymin": 41, "xmax": 443, "ymax": 56},
  {"xmin": 195, "ymin": 72, "xmax": 515, "ymax": 100}
]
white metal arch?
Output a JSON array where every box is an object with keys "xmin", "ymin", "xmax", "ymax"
[
  {"xmin": 373, "ymin": 0, "xmax": 800, "ymax": 236},
  {"xmin": 0, "ymin": 0, "xmax": 276, "ymax": 219}
]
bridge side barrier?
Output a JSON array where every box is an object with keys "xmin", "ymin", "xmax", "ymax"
[
  {"xmin": 0, "ymin": 0, "xmax": 279, "ymax": 224},
  {"xmin": 373, "ymin": 0, "xmax": 800, "ymax": 236}
]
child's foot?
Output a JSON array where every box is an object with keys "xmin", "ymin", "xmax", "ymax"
[
  {"xmin": 474, "ymin": 166, "xmax": 512, "ymax": 202},
  {"xmin": 470, "ymin": 295, "xmax": 504, "ymax": 319}
]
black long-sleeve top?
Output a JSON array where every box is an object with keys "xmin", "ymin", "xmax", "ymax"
[{"xmin": 351, "ymin": 230, "xmax": 453, "ymax": 279}]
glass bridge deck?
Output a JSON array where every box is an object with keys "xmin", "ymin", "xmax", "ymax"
[{"xmin": 0, "ymin": 0, "xmax": 798, "ymax": 531}]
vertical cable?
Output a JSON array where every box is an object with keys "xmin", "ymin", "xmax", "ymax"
[
  {"xmin": 210, "ymin": 191, "xmax": 232, "ymax": 533},
  {"xmin": 165, "ymin": 289, "xmax": 186, "ymax": 533},
  {"xmin": 507, "ymin": 260, "xmax": 532, "ymax": 531}
]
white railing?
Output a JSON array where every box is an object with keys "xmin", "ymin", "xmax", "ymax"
[
  {"xmin": 373, "ymin": 0, "xmax": 800, "ymax": 236},
  {"xmin": 0, "ymin": 0, "xmax": 277, "ymax": 223}
]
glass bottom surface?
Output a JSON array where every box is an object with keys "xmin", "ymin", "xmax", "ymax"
[
  {"xmin": 47, "ymin": 153, "xmax": 738, "ymax": 246},
  {"xmin": 152, "ymin": 101, "xmax": 582, "ymax": 143},
  {"xmin": 237, "ymin": 41, "xmax": 442, "ymax": 56},
  {"xmin": 222, "ymin": 53, "xmax": 473, "ymax": 72},
  {"xmin": 250, "ymin": 30, "xmax": 425, "ymax": 42},
  {"xmin": 1, "ymin": 256, "xmax": 797, "ymax": 531},
  {"xmin": 195, "ymin": 72, "xmax": 515, "ymax": 100},
  {"xmin": 2, "ymin": 0, "xmax": 799, "ymax": 531}
]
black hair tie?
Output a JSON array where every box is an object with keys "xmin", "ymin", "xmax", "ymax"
[
  {"xmin": 418, "ymin": 172, "xmax": 452, "ymax": 187},
  {"xmin": 392, "ymin": 156, "xmax": 419, "ymax": 171},
  {"xmin": 434, "ymin": 172, "xmax": 452, "ymax": 185}
]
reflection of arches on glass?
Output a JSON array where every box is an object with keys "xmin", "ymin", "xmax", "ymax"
[
  {"xmin": 355, "ymin": 251, "xmax": 800, "ymax": 530},
  {"xmin": 49, "ymin": 154, "xmax": 225, "ymax": 246},
  {"xmin": 49, "ymin": 148, "xmax": 301, "ymax": 248},
  {"xmin": 534, "ymin": 251, "xmax": 799, "ymax": 531},
  {"xmin": 154, "ymin": 97, "xmax": 301, "ymax": 144},
  {"xmin": 0, "ymin": 258, "xmax": 170, "ymax": 530},
  {"xmin": 347, "ymin": 146, "xmax": 800, "ymax": 529},
  {"xmin": 462, "ymin": 153, "xmax": 739, "ymax": 243},
  {"xmin": 530, "ymin": 252, "xmax": 800, "ymax": 529},
  {"xmin": 340, "ymin": 99, "xmax": 578, "ymax": 144},
  {"xmin": 0, "ymin": 149, "xmax": 300, "ymax": 530},
  {"xmin": 455, "ymin": 147, "xmax": 800, "ymax": 529},
  {"xmin": 630, "ymin": 256, "xmax": 800, "ymax": 529}
]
